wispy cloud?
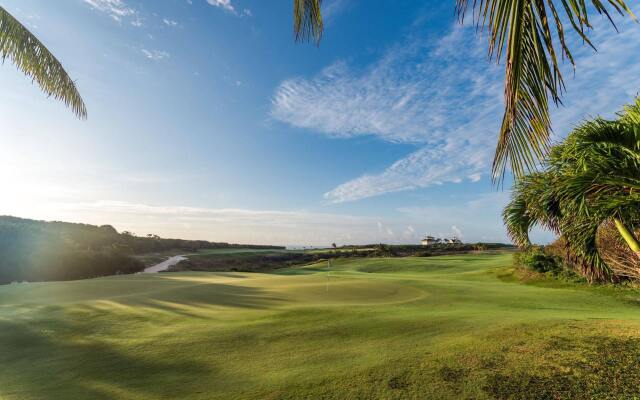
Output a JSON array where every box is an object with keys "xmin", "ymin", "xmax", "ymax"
[
  {"xmin": 163, "ymin": 18, "xmax": 179, "ymax": 27},
  {"xmin": 205, "ymin": 0, "xmax": 252, "ymax": 17},
  {"xmin": 273, "ymin": 27, "xmax": 503, "ymax": 145},
  {"xmin": 326, "ymin": 140, "xmax": 492, "ymax": 203},
  {"xmin": 273, "ymin": 11, "xmax": 640, "ymax": 203},
  {"xmin": 273, "ymin": 25, "xmax": 502, "ymax": 202},
  {"xmin": 207, "ymin": 0, "xmax": 235, "ymax": 13},
  {"xmin": 142, "ymin": 49, "xmax": 170, "ymax": 61},
  {"xmin": 83, "ymin": 0, "xmax": 140, "ymax": 25},
  {"xmin": 130, "ymin": 16, "xmax": 144, "ymax": 27}
]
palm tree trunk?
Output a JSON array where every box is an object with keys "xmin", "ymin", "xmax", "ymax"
[{"xmin": 613, "ymin": 218, "xmax": 640, "ymax": 259}]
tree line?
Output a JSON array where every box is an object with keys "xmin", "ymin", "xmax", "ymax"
[{"xmin": 0, "ymin": 216, "xmax": 283, "ymax": 284}]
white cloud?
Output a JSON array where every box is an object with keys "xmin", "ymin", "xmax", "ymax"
[
  {"xmin": 83, "ymin": 0, "xmax": 137, "ymax": 22},
  {"xmin": 272, "ymin": 25, "xmax": 502, "ymax": 143},
  {"xmin": 205, "ymin": 0, "xmax": 251, "ymax": 17},
  {"xmin": 163, "ymin": 18, "xmax": 179, "ymax": 27},
  {"xmin": 142, "ymin": 49, "xmax": 170, "ymax": 61},
  {"xmin": 207, "ymin": 0, "xmax": 235, "ymax": 13},
  {"xmin": 274, "ymin": 26, "xmax": 502, "ymax": 202},
  {"xmin": 325, "ymin": 141, "xmax": 491, "ymax": 203},
  {"xmin": 273, "ymin": 10, "xmax": 640, "ymax": 203},
  {"xmin": 130, "ymin": 17, "xmax": 144, "ymax": 27}
]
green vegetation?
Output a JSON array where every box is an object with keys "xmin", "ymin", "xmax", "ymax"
[
  {"xmin": 511, "ymin": 245, "xmax": 588, "ymax": 285},
  {"xmin": 173, "ymin": 244, "xmax": 515, "ymax": 273},
  {"xmin": 293, "ymin": 0, "xmax": 636, "ymax": 180},
  {"xmin": 2, "ymin": 252, "xmax": 639, "ymax": 399},
  {"xmin": 504, "ymin": 98, "xmax": 640, "ymax": 282},
  {"xmin": 0, "ymin": 216, "xmax": 284, "ymax": 284},
  {"xmin": 174, "ymin": 248, "xmax": 344, "ymax": 273},
  {"xmin": 0, "ymin": 6, "xmax": 86, "ymax": 118},
  {"xmin": 513, "ymin": 246, "xmax": 564, "ymax": 274}
]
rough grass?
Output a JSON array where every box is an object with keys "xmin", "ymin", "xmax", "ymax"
[{"xmin": 1, "ymin": 253, "xmax": 639, "ymax": 399}]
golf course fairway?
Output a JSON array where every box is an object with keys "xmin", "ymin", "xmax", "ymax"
[{"xmin": 1, "ymin": 252, "xmax": 639, "ymax": 399}]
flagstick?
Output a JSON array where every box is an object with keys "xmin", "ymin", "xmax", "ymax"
[{"xmin": 326, "ymin": 259, "xmax": 330, "ymax": 293}]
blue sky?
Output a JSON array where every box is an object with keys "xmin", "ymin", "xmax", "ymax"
[{"xmin": 1, "ymin": 0, "xmax": 639, "ymax": 246}]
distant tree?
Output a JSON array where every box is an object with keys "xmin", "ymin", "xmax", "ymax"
[{"xmin": 0, "ymin": 6, "xmax": 86, "ymax": 118}]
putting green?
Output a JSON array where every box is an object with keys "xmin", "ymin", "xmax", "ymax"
[{"xmin": 1, "ymin": 252, "xmax": 639, "ymax": 399}]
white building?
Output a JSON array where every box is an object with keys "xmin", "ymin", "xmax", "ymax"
[{"xmin": 421, "ymin": 236, "xmax": 439, "ymax": 246}]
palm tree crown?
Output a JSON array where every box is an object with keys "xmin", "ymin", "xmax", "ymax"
[
  {"xmin": 503, "ymin": 98, "xmax": 640, "ymax": 281},
  {"xmin": 0, "ymin": 6, "xmax": 86, "ymax": 119}
]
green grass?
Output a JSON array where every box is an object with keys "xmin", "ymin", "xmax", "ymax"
[
  {"xmin": 1, "ymin": 253, "xmax": 639, "ymax": 399},
  {"xmin": 303, "ymin": 247, "xmax": 375, "ymax": 254},
  {"xmin": 188, "ymin": 248, "xmax": 291, "ymax": 256}
]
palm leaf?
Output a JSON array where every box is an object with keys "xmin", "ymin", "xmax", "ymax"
[
  {"xmin": 456, "ymin": 0, "xmax": 634, "ymax": 183},
  {"xmin": 503, "ymin": 171, "xmax": 563, "ymax": 246},
  {"xmin": 293, "ymin": 0, "xmax": 323, "ymax": 44},
  {"xmin": 0, "ymin": 6, "xmax": 86, "ymax": 119}
]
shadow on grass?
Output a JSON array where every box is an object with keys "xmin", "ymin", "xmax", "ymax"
[
  {"xmin": 0, "ymin": 317, "xmax": 210, "ymax": 400},
  {"xmin": 272, "ymin": 268, "xmax": 321, "ymax": 276},
  {"xmin": 0, "ymin": 281, "xmax": 288, "ymax": 399}
]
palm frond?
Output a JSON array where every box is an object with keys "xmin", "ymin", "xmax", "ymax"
[
  {"xmin": 503, "ymin": 188, "xmax": 534, "ymax": 246},
  {"xmin": 503, "ymin": 171, "xmax": 562, "ymax": 246},
  {"xmin": 456, "ymin": 0, "xmax": 634, "ymax": 183},
  {"xmin": 0, "ymin": 6, "xmax": 86, "ymax": 119},
  {"xmin": 293, "ymin": 0, "xmax": 323, "ymax": 45}
]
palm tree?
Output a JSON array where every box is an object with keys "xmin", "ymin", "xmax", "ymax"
[
  {"xmin": 292, "ymin": 0, "xmax": 635, "ymax": 182},
  {"xmin": 0, "ymin": 6, "xmax": 86, "ymax": 118},
  {"xmin": 503, "ymin": 98, "xmax": 640, "ymax": 281}
]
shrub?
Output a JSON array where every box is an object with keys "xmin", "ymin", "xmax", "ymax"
[{"xmin": 514, "ymin": 246, "xmax": 563, "ymax": 274}]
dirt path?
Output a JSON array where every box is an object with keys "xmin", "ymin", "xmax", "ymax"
[{"xmin": 143, "ymin": 255, "xmax": 187, "ymax": 273}]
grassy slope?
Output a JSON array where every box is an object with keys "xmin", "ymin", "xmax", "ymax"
[{"xmin": 1, "ymin": 253, "xmax": 639, "ymax": 399}]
